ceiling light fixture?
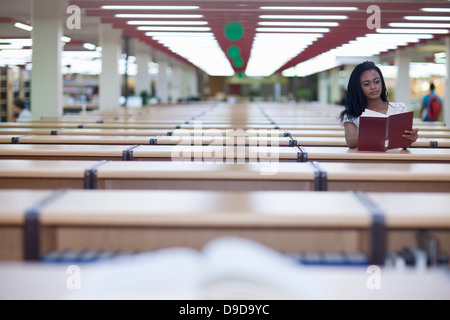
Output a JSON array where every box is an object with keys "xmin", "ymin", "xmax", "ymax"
[
  {"xmin": 260, "ymin": 6, "xmax": 357, "ymax": 11},
  {"xmin": 115, "ymin": 14, "xmax": 203, "ymax": 19},
  {"xmin": 260, "ymin": 15, "xmax": 348, "ymax": 20},
  {"xmin": 101, "ymin": 6, "xmax": 199, "ymax": 10},
  {"xmin": 128, "ymin": 21, "xmax": 208, "ymax": 25},
  {"xmin": 14, "ymin": 22, "xmax": 33, "ymax": 31}
]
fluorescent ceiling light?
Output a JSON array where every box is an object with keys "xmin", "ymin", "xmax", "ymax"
[
  {"xmin": 128, "ymin": 21, "xmax": 207, "ymax": 25},
  {"xmin": 61, "ymin": 36, "xmax": 71, "ymax": 42},
  {"xmin": 258, "ymin": 21, "xmax": 338, "ymax": 27},
  {"xmin": 389, "ymin": 22, "xmax": 450, "ymax": 28},
  {"xmin": 115, "ymin": 14, "xmax": 203, "ymax": 18},
  {"xmin": 147, "ymin": 33, "xmax": 234, "ymax": 76},
  {"xmin": 283, "ymin": 33, "xmax": 436, "ymax": 77},
  {"xmin": 83, "ymin": 43, "xmax": 96, "ymax": 50},
  {"xmin": 421, "ymin": 8, "xmax": 450, "ymax": 13},
  {"xmin": 259, "ymin": 15, "xmax": 348, "ymax": 20},
  {"xmin": 102, "ymin": 6, "xmax": 199, "ymax": 10},
  {"xmin": 245, "ymin": 33, "xmax": 322, "ymax": 77},
  {"xmin": 0, "ymin": 45, "xmax": 24, "ymax": 50},
  {"xmin": 256, "ymin": 27, "xmax": 330, "ymax": 33},
  {"xmin": 404, "ymin": 16, "xmax": 450, "ymax": 21},
  {"xmin": 377, "ymin": 28, "xmax": 448, "ymax": 34},
  {"xmin": 14, "ymin": 22, "xmax": 33, "ymax": 31},
  {"xmin": 260, "ymin": 6, "xmax": 357, "ymax": 11},
  {"xmin": 137, "ymin": 26, "xmax": 210, "ymax": 31},
  {"xmin": 145, "ymin": 32, "xmax": 213, "ymax": 37}
]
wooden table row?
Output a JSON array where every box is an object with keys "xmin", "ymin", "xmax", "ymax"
[
  {"xmin": 1, "ymin": 159, "xmax": 450, "ymax": 192},
  {"xmin": 1, "ymin": 144, "xmax": 450, "ymax": 162},
  {"xmin": 1, "ymin": 189, "xmax": 449, "ymax": 265}
]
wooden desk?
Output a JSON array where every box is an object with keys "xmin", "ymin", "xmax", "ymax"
[
  {"xmin": 0, "ymin": 122, "xmax": 82, "ymax": 129},
  {"xmin": 129, "ymin": 145, "xmax": 301, "ymax": 162},
  {"xmin": 287, "ymin": 130, "xmax": 345, "ymax": 138},
  {"xmin": 0, "ymin": 144, "xmax": 131, "ymax": 161},
  {"xmin": 0, "ymin": 135, "xmax": 17, "ymax": 144},
  {"xmin": 0, "ymin": 190, "xmax": 55, "ymax": 260},
  {"xmin": 299, "ymin": 146, "xmax": 450, "ymax": 163},
  {"xmin": 366, "ymin": 192, "xmax": 450, "ymax": 255},
  {"xmin": 179, "ymin": 123, "xmax": 277, "ymax": 130},
  {"xmin": 17, "ymin": 135, "xmax": 154, "ymax": 145},
  {"xmin": 171, "ymin": 128, "xmax": 287, "ymax": 137},
  {"xmin": 314, "ymin": 161, "xmax": 450, "ymax": 192},
  {"xmin": 1, "ymin": 189, "xmax": 448, "ymax": 266},
  {"xmin": 153, "ymin": 135, "xmax": 296, "ymax": 146},
  {"xmin": 293, "ymin": 136, "xmax": 435, "ymax": 148},
  {"xmin": 81, "ymin": 123, "xmax": 180, "ymax": 130},
  {"xmin": 0, "ymin": 159, "xmax": 102, "ymax": 189},
  {"xmin": 0, "ymin": 128, "xmax": 57, "ymax": 136},
  {"xmin": 56, "ymin": 128, "xmax": 171, "ymax": 136},
  {"xmin": 33, "ymin": 190, "xmax": 373, "ymax": 259},
  {"xmin": 94, "ymin": 161, "xmax": 318, "ymax": 191}
]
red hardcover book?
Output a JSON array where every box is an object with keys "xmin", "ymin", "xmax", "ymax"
[{"xmin": 358, "ymin": 110, "xmax": 414, "ymax": 151}]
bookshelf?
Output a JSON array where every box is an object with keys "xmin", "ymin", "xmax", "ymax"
[
  {"xmin": 0, "ymin": 67, "xmax": 14, "ymax": 122},
  {"xmin": 63, "ymin": 73, "xmax": 99, "ymax": 111}
]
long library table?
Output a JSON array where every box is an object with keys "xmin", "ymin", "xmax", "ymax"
[
  {"xmin": 170, "ymin": 128, "xmax": 287, "ymax": 137},
  {"xmin": 292, "ymin": 136, "xmax": 435, "ymax": 148},
  {"xmin": 11, "ymin": 134, "xmax": 297, "ymax": 147},
  {"xmin": 313, "ymin": 161, "xmax": 450, "ymax": 192},
  {"xmin": 288, "ymin": 129, "xmax": 450, "ymax": 139},
  {"xmin": 0, "ymin": 135, "xmax": 16, "ymax": 144},
  {"xmin": 0, "ymin": 144, "xmax": 301, "ymax": 162},
  {"xmin": 0, "ymin": 189, "xmax": 449, "ymax": 267},
  {"xmin": 0, "ymin": 160, "xmax": 319, "ymax": 191},
  {"xmin": 0, "ymin": 159, "xmax": 101, "ymax": 189},
  {"xmin": 0, "ymin": 144, "xmax": 131, "ymax": 161},
  {"xmin": 1, "ymin": 159, "xmax": 449, "ymax": 193},
  {"xmin": 298, "ymin": 146, "xmax": 450, "ymax": 163},
  {"xmin": 129, "ymin": 145, "xmax": 301, "ymax": 162},
  {"xmin": 92, "ymin": 161, "xmax": 318, "ymax": 191}
]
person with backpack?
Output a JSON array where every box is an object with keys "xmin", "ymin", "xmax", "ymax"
[{"xmin": 420, "ymin": 83, "xmax": 442, "ymax": 122}]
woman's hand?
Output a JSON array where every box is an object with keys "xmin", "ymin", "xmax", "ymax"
[{"xmin": 403, "ymin": 128, "xmax": 419, "ymax": 143}]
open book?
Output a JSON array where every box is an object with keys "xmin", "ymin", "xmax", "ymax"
[{"xmin": 358, "ymin": 109, "xmax": 414, "ymax": 151}]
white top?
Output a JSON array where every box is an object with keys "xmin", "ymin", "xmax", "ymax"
[
  {"xmin": 342, "ymin": 102, "xmax": 409, "ymax": 134},
  {"xmin": 17, "ymin": 109, "xmax": 32, "ymax": 121}
]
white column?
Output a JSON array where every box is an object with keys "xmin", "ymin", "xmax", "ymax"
[
  {"xmin": 156, "ymin": 52, "xmax": 169, "ymax": 104},
  {"xmin": 318, "ymin": 72, "xmax": 329, "ymax": 104},
  {"xmin": 135, "ymin": 41, "xmax": 151, "ymax": 100},
  {"xmin": 330, "ymin": 67, "xmax": 340, "ymax": 105},
  {"xmin": 444, "ymin": 37, "xmax": 450, "ymax": 126},
  {"xmin": 185, "ymin": 67, "xmax": 199, "ymax": 99},
  {"xmin": 31, "ymin": 0, "xmax": 65, "ymax": 119},
  {"xmin": 171, "ymin": 61, "xmax": 181, "ymax": 103},
  {"xmin": 394, "ymin": 50, "xmax": 411, "ymax": 108},
  {"xmin": 99, "ymin": 23, "xmax": 121, "ymax": 110}
]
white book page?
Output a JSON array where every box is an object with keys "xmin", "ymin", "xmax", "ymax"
[{"xmin": 361, "ymin": 108, "xmax": 388, "ymax": 117}]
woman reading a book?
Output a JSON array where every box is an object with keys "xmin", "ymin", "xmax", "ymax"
[{"xmin": 339, "ymin": 61, "xmax": 419, "ymax": 149}]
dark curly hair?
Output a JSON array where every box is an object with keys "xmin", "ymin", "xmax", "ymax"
[{"xmin": 339, "ymin": 61, "xmax": 388, "ymax": 122}]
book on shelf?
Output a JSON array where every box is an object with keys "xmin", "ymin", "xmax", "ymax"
[{"xmin": 358, "ymin": 109, "xmax": 414, "ymax": 151}]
